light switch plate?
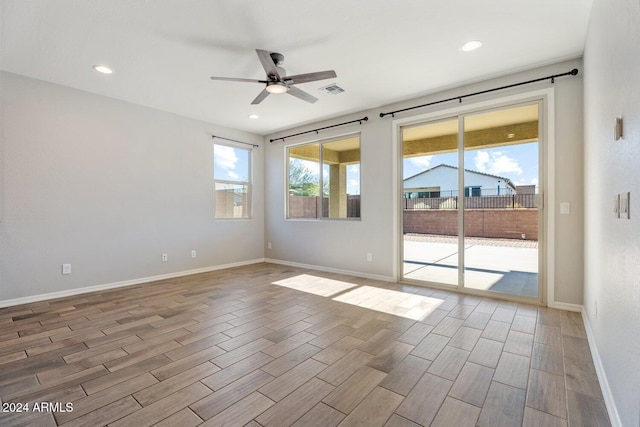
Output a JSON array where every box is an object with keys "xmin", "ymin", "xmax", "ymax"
[
  {"xmin": 560, "ymin": 202, "xmax": 570, "ymax": 215},
  {"xmin": 614, "ymin": 117, "xmax": 623, "ymax": 140}
]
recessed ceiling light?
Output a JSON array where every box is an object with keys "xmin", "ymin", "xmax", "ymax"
[
  {"xmin": 459, "ymin": 40, "xmax": 482, "ymax": 52},
  {"xmin": 248, "ymin": 114, "xmax": 259, "ymax": 119},
  {"xmin": 93, "ymin": 65, "xmax": 113, "ymax": 74}
]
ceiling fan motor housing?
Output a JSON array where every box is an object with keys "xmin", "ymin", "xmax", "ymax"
[{"xmin": 270, "ymin": 52, "xmax": 285, "ymax": 66}]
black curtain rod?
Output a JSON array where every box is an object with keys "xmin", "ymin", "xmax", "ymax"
[
  {"xmin": 270, "ymin": 116, "xmax": 369, "ymax": 143},
  {"xmin": 379, "ymin": 68, "xmax": 579, "ymax": 118},
  {"xmin": 212, "ymin": 135, "xmax": 259, "ymax": 148}
]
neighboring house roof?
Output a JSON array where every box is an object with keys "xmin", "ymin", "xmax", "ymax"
[{"xmin": 404, "ymin": 164, "xmax": 516, "ymax": 191}]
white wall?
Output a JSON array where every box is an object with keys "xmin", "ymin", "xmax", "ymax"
[
  {"xmin": 583, "ymin": 0, "xmax": 640, "ymax": 425},
  {"xmin": 0, "ymin": 72, "xmax": 264, "ymax": 305},
  {"xmin": 265, "ymin": 59, "xmax": 584, "ymax": 305},
  {"xmin": 404, "ymin": 165, "xmax": 515, "ymax": 196}
]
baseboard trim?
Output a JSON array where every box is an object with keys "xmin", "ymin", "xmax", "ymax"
[
  {"xmin": 581, "ymin": 309, "xmax": 623, "ymax": 427},
  {"xmin": 264, "ymin": 258, "xmax": 395, "ymax": 283},
  {"xmin": 548, "ymin": 301, "xmax": 582, "ymax": 312},
  {"xmin": 0, "ymin": 258, "xmax": 266, "ymax": 308}
]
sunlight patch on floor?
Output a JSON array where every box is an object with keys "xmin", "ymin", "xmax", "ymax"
[
  {"xmin": 272, "ymin": 275, "xmax": 444, "ymax": 320},
  {"xmin": 332, "ymin": 286, "xmax": 443, "ymax": 321},
  {"xmin": 272, "ymin": 274, "xmax": 358, "ymax": 297}
]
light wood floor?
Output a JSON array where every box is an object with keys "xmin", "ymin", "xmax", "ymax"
[{"xmin": 0, "ymin": 263, "xmax": 611, "ymax": 426}]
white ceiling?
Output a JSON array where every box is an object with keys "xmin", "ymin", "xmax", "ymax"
[{"xmin": 0, "ymin": 0, "xmax": 593, "ymax": 136}]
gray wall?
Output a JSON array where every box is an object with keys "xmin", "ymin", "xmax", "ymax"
[
  {"xmin": 583, "ymin": 0, "xmax": 640, "ymax": 425},
  {"xmin": 265, "ymin": 59, "xmax": 585, "ymax": 305},
  {"xmin": 0, "ymin": 72, "xmax": 264, "ymax": 303}
]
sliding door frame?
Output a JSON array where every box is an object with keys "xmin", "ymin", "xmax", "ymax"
[{"xmin": 392, "ymin": 88, "xmax": 555, "ymax": 306}]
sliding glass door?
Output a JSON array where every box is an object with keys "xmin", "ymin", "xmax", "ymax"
[
  {"xmin": 401, "ymin": 102, "xmax": 541, "ymax": 301},
  {"xmin": 402, "ymin": 118, "xmax": 460, "ymax": 286}
]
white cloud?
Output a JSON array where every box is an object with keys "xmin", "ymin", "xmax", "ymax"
[
  {"xmin": 514, "ymin": 177, "xmax": 538, "ymax": 186},
  {"xmin": 214, "ymin": 145, "xmax": 238, "ymax": 171},
  {"xmin": 474, "ymin": 150, "xmax": 522, "ymax": 176},
  {"xmin": 347, "ymin": 178, "xmax": 360, "ymax": 195},
  {"xmin": 408, "ymin": 155, "xmax": 433, "ymax": 169},
  {"xmin": 296, "ymin": 159, "xmax": 320, "ymax": 176},
  {"xmin": 228, "ymin": 171, "xmax": 239, "ymax": 180}
]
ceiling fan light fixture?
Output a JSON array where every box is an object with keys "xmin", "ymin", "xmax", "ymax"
[
  {"xmin": 265, "ymin": 82, "xmax": 288, "ymax": 94},
  {"xmin": 459, "ymin": 40, "xmax": 482, "ymax": 52}
]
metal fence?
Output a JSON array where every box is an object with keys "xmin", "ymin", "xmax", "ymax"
[{"xmin": 404, "ymin": 194, "xmax": 539, "ymax": 210}]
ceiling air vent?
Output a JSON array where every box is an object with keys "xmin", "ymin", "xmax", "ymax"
[{"xmin": 319, "ymin": 83, "xmax": 345, "ymax": 95}]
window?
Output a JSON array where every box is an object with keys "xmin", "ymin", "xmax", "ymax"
[
  {"xmin": 465, "ymin": 186, "xmax": 481, "ymax": 197},
  {"xmin": 287, "ymin": 135, "xmax": 360, "ymax": 219},
  {"xmin": 214, "ymin": 143, "xmax": 251, "ymax": 219}
]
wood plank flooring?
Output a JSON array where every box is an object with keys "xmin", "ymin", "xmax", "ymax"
[{"xmin": 0, "ymin": 263, "xmax": 611, "ymax": 426}]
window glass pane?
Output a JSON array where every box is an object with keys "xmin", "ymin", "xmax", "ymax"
[
  {"xmin": 288, "ymin": 144, "xmax": 321, "ymax": 218},
  {"xmin": 322, "ymin": 137, "xmax": 360, "ymax": 218},
  {"xmin": 215, "ymin": 182, "xmax": 249, "ymax": 219},
  {"xmin": 214, "ymin": 143, "xmax": 251, "ymax": 219},
  {"xmin": 287, "ymin": 136, "xmax": 360, "ymax": 219},
  {"xmin": 214, "ymin": 144, "xmax": 249, "ymax": 182}
]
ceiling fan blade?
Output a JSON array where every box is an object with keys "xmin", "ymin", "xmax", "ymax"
[
  {"xmin": 256, "ymin": 49, "xmax": 280, "ymax": 78},
  {"xmin": 285, "ymin": 70, "xmax": 337, "ymax": 84},
  {"xmin": 287, "ymin": 86, "xmax": 318, "ymax": 104},
  {"xmin": 210, "ymin": 76, "xmax": 267, "ymax": 83},
  {"xmin": 251, "ymin": 88, "xmax": 270, "ymax": 105}
]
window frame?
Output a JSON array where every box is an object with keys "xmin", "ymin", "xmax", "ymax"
[
  {"xmin": 285, "ymin": 133, "xmax": 361, "ymax": 221},
  {"xmin": 213, "ymin": 142, "xmax": 252, "ymax": 220}
]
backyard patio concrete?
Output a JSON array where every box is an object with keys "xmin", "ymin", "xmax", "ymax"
[{"xmin": 403, "ymin": 234, "xmax": 538, "ymax": 298}]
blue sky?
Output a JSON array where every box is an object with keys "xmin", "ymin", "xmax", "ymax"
[
  {"xmin": 214, "ymin": 144, "xmax": 250, "ymax": 182},
  {"xmin": 404, "ymin": 142, "xmax": 539, "ymax": 187},
  {"xmin": 217, "ymin": 141, "xmax": 538, "ymax": 193}
]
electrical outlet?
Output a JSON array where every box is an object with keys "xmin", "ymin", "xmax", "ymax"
[
  {"xmin": 268, "ymin": 242, "xmax": 272, "ymax": 250},
  {"xmin": 62, "ymin": 264, "xmax": 71, "ymax": 275},
  {"xmin": 191, "ymin": 250, "xmax": 197, "ymax": 258},
  {"xmin": 366, "ymin": 253, "xmax": 373, "ymax": 262},
  {"xmin": 161, "ymin": 253, "xmax": 168, "ymax": 262}
]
